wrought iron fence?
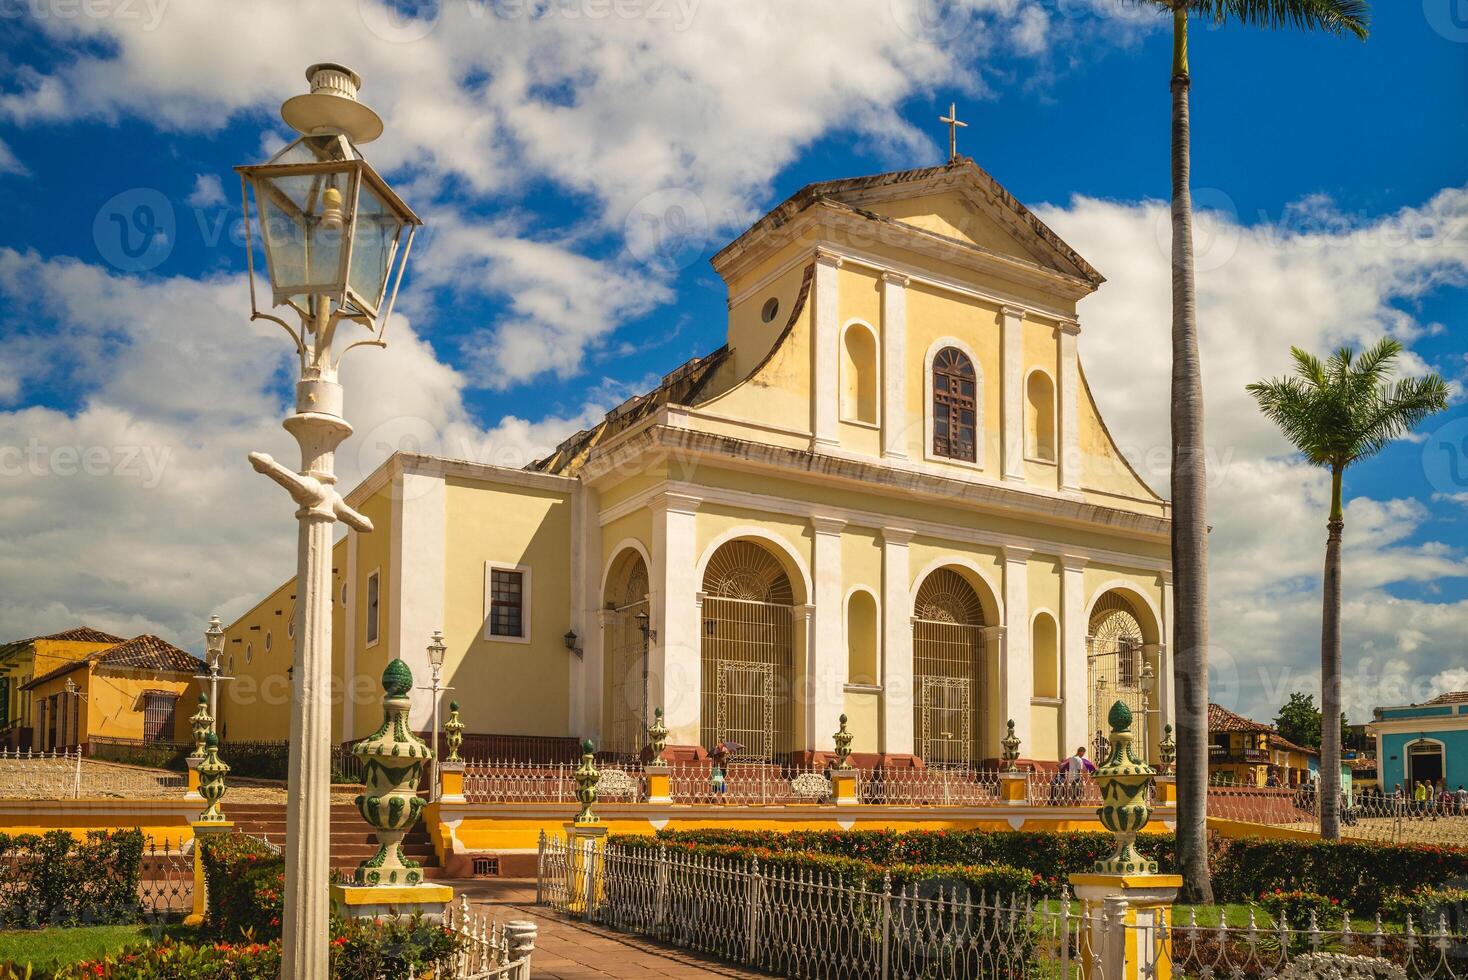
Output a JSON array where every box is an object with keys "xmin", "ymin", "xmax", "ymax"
[
  {"xmin": 439, "ymin": 895, "xmax": 537, "ymax": 980},
  {"xmin": 0, "ymin": 748, "xmax": 186, "ymax": 799},
  {"xmin": 538, "ymin": 835, "xmax": 1083, "ymax": 979},
  {"xmin": 138, "ymin": 836, "xmax": 194, "ymax": 916},
  {"xmin": 1207, "ymin": 786, "xmax": 1468, "ymax": 847},
  {"xmin": 857, "ymin": 765, "xmax": 1002, "ymax": 806}
]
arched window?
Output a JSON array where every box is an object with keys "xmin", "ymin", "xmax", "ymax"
[
  {"xmin": 841, "ymin": 323, "xmax": 878, "ymax": 425},
  {"xmin": 932, "ymin": 347, "xmax": 976, "ymax": 462},
  {"xmin": 846, "ymin": 590, "xmax": 879, "ymax": 686},
  {"xmin": 1026, "ymin": 370, "xmax": 1056, "ymax": 462}
]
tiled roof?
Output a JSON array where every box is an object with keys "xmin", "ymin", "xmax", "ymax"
[
  {"xmin": 0, "ymin": 626, "xmax": 126, "ymax": 660},
  {"xmin": 1208, "ymin": 703, "xmax": 1273, "ymax": 734},
  {"xmin": 1269, "ymin": 733, "xmax": 1316, "ymax": 755},
  {"xmin": 1424, "ymin": 691, "xmax": 1468, "ymax": 706},
  {"xmin": 21, "ymin": 635, "xmax": 202, "ymax": 690}
]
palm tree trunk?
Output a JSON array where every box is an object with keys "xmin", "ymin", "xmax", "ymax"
[
  {"xmin": 1320, "ymin": 465, "xmax": 1344, "ymax": 840},
  {"xmin": 1168, "ymin": 4, "xmax": 1214, "ymax": 904}
]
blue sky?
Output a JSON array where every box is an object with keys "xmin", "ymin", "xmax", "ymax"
[{"xmin": 0, "ymin": 0, "xmax": 1463, "ymax": 723}]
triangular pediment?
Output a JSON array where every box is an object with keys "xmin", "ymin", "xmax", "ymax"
[{"xmin": 713, "ymin": 159, "xmax": 1103, "ymax": 291}]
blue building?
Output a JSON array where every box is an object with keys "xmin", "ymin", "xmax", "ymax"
[{"xmin": 1368, "ymin": 692, "xmax": 1468, "ymax": 794}]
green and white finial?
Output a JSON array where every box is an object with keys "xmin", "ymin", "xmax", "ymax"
[
  {"xmin": 197, "ymin": 731, "xmax": 230, "ymax": 822},
  {"xmin": 573, "ymin": 738, "xmax": 600, "ymax": 824},
  {"xmin": 832, "ymin": 714, "xmax": 854, "ymax": 771},
  {"xmin": 443, "ymin": 700, "xmax": 464, "ymax": 763},
  {"xmin": 189, "ymin": 693, "xmax": 213, "ymax": 760},
  {"xmin": 647, "ymin": 708, "xmax": 669, "ymax": 762},
  {"xmin": 1001, "ymin": 719, "xmax": 1022, "ymax": 773},
  {"xmin": 1093, "ymin": 699, "xmax": 1157, "ymax": 874},
  {"xmin": 351, "ymin": 656, "xmax": 431, "ymax": 885}
]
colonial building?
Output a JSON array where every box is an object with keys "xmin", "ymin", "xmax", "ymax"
[
  {"xmin": 1368, "ymin": 691, "xmax": 1468, "ymax": 794},
  {"xmin": 224, "ymin": 158, "xmax": 1175, "ymax": 768},
  {"xmin": 0, "ymin": 627, "xmax": 125, "ymax": 748}
]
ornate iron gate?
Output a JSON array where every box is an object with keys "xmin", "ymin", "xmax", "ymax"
[
  {"xmin": 913, "ymin": 568, "xmax": 986, "ymax": 769},
  {"xmin": 1087, "ymin": 593, "xmax": 1147, "ymax": 758},
  {"xmin": 700, "ymin": 542, "xmax": 795, "ymax": 762}
]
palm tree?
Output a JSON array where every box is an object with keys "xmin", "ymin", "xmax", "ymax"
[
  {"xmin": 1248, "ymin": 339, "xmax": 1448, "ymax": 839},
  {"xmin": 1136, "ymin": 0, "xmax": 1369, "ymax": 902}
]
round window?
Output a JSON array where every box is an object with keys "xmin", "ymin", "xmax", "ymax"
[
  {"xmin": 341, "ymin": 582, "xmax": 349, "ymax": 605},
  {"xmin": 264, "ymin": 631, "xmax": 272, "ymax": 653},
  {"xmin": 761, "ymin": 297, "xmax": 780, "ymax": 323},
  {"xmin": 287, "ymin": 618, "xmax": 295, "ymax": 639}
]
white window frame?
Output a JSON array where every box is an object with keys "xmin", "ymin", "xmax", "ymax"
[
  {"xmin": 922, "ymin": 336, "xmax": 985, "ymax": 471},
  {"xmin": 484, "ymin": 561, "xmax": 532, "ymax": 645},
  {"xmin": 365, "ymin": 567, "xmax": 382, "ymax": 649},
  {"xmin": 839, "ymin": 318, "xmax": 882, "ymax": 429}
]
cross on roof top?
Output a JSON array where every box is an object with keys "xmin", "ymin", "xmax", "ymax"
[{"xmin": 939, "ymin": 102, "xmax": 967, "ymax": 162}]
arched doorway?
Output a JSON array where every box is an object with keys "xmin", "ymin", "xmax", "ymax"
[
  {"xmin": 1087, "ymin": 591, "xmax": 1156, "ymax": 759},
  {"xmin": 700, "ymin": 540, "xmax": 796, "ymax": 762},
  {"xmin": 602, "ymin": 549, "xmax": 649, "ymax": 757},
  {"xmin": 912, "ymin": 568, "xmax": 987, "ymax": 768},
  {"xmin": 1407, "ymin": 739, "xmax": 1445, "ymax": 787}
]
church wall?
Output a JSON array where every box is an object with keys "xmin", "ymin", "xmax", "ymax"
[
  {"xmin": 725, "ymin": 240, "xmax": 816, "ymax": 383},
  {"xmin": 692, "ymin": 504, "xmax": 814, "ymax": 595},
  {"xmin": 350, "ymin": 486, "xmax": 395, "ymax": 741},
  {"xmin": 864, "ymin": 193, "xmax": 1045, "ymax": 264},
  {"xmin": 1076, "ymin": 368, "xmax": 1163, "ymax": 510},
  {"xmin": 1021, "ymin": 317, "xmax": 1061, "ymax": 491},
  {"xmin": 442, "ymin": 477, "xmax": 573, "ymax": 739},
  {"xmin": 220, "ymin": 538, "xmax": 349, "ymax": 744}
]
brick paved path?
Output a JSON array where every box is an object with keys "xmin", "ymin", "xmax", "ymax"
[{"xmin": 451, "ymin": 878, "xmax": 766, "ymax": 979}]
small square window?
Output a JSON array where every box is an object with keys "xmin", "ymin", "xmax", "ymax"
[{"xmin": 490, "ymin": 569, "xmax": 524, "ymax": 638}]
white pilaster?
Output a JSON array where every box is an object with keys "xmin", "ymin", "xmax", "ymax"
[
  {"xmin": 810, "ymin": 516, "xmax": 847, "ymax": 752},
  {"xmin": 572, "ymin": 482, "xmax": 601, "ymax": 740},
  {"xmin": 1060, "ymin": 554, "xmax": 1089, "ymax": 755},
  {"xmin": 1001, "ymin": 306, "xmax": 1026, "ymax": 483},
  {"xmin": 1000, "ymin": 546, "xmax": 1033, "ymax": 751},
  {"xmin": 879, "ymin": 271, "xmax": 909, "ymax": 460},
  {"xmin": 649, "ymin": 493, "xmax": 701, "ymax": 748},
  {"xmin": 391, "ymin": 467, "xmax": 446, "ymax": 730},
  {"xmin": 880, "ymin": 527, "xmax": 915, "ymax": 756},
  {"xmin": 1058, "ymin": 319, "xmax": 1082, "ymax": 492},
  {"xmin": 982, "ymin": 624, "xmax": 1008, "ymax": 760},
  {"xmin": 812, "ymin": 248, "xmax": 842, "ymax": 452}
]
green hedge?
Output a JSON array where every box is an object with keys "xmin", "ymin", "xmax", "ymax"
[
  {"xmin": 88, "ymin": 740, "xmax": 191, "ymax": 771},
  {"xmin": 0, "ymin": 830, "xmax": 144, "ymax": 928},
  {"xmin": 644, "ymin": 828, "xmax": 1468, "ymax": 913}
]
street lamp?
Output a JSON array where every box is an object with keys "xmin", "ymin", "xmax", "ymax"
[
  {"xmin": 236, "ymin": 63, "xmax": 421, "ymax": 980},
  {"xmin": 417, "ymin": 629, "xmax": 454, "ymax": 801},
  {"xmin": 193, "ymin": 616, "xmax": 233, "ymax": 739}
]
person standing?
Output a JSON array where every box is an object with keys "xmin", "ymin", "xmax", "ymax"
[{"xmin": 1061, "ymin": 746, "xmax": 1096, "ymax": 804}]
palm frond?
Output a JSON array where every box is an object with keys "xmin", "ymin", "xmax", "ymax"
[
  {"xmin": 1349, "ymin": 375, "xmax": 1451, "ymax": 462},
  {"xmin": 1190, "ymin": 0, "xmax": 1369, "ymax": 37},
  {"xmin": 1290, "ymin": 347, "xmax": 1327, "ymax": 387}
]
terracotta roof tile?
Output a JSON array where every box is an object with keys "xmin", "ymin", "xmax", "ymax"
[
  {"xmin": 1208, "ymin": 703, "xmax": 1273, "ymax": 734},
  {"xmin": 1424, "ymin": 691, "xmax": 1468, "ymax": 706},
  {"xmin": 21, "ymin": 634, "xmax": 202, "ymax": 690}
]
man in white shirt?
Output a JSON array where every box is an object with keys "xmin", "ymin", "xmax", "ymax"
[{"xmin": 1061, "ymin": 746, "xmax": 1096, "ymax": 802}]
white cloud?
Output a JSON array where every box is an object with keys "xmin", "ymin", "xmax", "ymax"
[
  {"xmin": 0, "ymin": 248, "xmax": 617, "ymax": 649},
  {"xmin": 1036, "ymin": 188, "xmax": 1468, "ymax": 721},
  {"xmin": 185, "ymin": 173, "xmax": 226, "ymax": 208},
  {"xmin": 0, "ymin": 138, "xmax": 27, "ymax": 177}
]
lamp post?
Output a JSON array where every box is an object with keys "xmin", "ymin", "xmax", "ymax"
[
  {"xmin": 417, "ymin": 630, "xmax": 452, "ymax": 801},
  {"xmin": 236, "ymin": 63, "xmax": 420, "ymax": 980},
  {"xmin": 635, "ymin": 611, "xmax": 654, "ymax": 754},
  {"xmin": 193, "ymin": 616, "xmax": 232, "ymax": 736}
]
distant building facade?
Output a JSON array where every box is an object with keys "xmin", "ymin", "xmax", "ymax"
[{"xmin": 1368, "ymin": 691, "xmax": 1468, "ymax": 793}]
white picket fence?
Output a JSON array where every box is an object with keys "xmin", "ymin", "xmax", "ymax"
[
  {"xmin": 441, "ymin": 895, "xmax": 537, "ymax": 979},
  {"xmin": 0, "ymin": 748, "xmax": 186, "ymax": 799}
]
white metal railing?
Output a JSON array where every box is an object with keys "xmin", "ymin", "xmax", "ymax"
[
  {"xmin": 0, "ymin": 748, "xmax": 186, "ymax": 799},
  {"xmin": 538, "ymin": 836, "xmax": 1468, "ymax": 979},
  {"xmin": 856, "ymin": 765, "xmax": 1002, "ymax": 806},
  {"xmin": 1206, "ymin": 786, "xmax": 1468, "ymax": 846},
  {"xmin": 440, "ymin": 895, "xmax": 537, "ymax": 980},
  {"xmin": 538, "ymin": 835, "xmax": 1082, "ymax": 979},
  {"xmin": 1158, "ymin": 905, "xmax": 1468, "ymax": 979},
  {"xmin": 1026, "ymin": 770, "xmax": 1106, "ymax": 807}
]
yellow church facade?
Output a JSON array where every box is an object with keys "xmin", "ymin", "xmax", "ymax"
[{"xmin": 223, "ymin": 159, "xmax": 1174, "ymax": 770}]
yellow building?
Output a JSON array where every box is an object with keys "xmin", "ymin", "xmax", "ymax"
[
  {"xmin": 1207, "ymin": 703, "xmax": 1314, "ymax": 787},
  {"xmin": 0, "ymin": 627, "xmax": 125, "ymax": 749},
  {"xmin": 227, "ymin": 158, "xmax": 1175, "ymax": 768},
  {"xmin": 19, "ymin": 634, "xmax": 203, "ymax": 751}
]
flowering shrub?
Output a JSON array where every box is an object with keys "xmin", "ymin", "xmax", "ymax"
[
  {"xmin": 199, "ymin": 834, "xmax": 285, "ymax": 939},
  {"xmin": 37, "ymin": 917, "xmax": 460, "ymax": 979},
  {"xmin": 1257, "ymin": 889, "xmax": 1346, "ymax": 928},
  {"xmin": 0, "ymin": 829, "xmax": 144, "ymax": 928},
  {"xmin": 1381, "ymin": 886, "xmax": 1468, "ymax": 930}
]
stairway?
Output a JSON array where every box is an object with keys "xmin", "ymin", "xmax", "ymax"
[{"xmin": 226, "ymin": 801, "xmax": 445, "ymax": 880}]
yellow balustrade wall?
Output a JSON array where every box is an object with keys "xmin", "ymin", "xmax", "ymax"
[{"xmin": 0, "ymin": 800, "xmax": 198, "ymax": 847}]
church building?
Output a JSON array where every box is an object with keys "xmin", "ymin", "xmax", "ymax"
[{"xmin": 223, "ymin": 157, "xmax": 1174, "ymax": 769}]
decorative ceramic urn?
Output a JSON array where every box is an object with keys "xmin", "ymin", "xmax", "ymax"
[
  {"xmin": 1158, "ymin": 723, "xmax": 1176, "ymax": 776},
  {"xmin": 573, "ymin": 738, "xmax": 599, "ymax": 824},
  {"xmin": 646, "ymin": 708, "xmax": 668, "ymax": 763},
  {"xmin": 197, "ymin": 732, "xmax": 230, "ymax": 822},
  {"xmin": 443, "ymin": 700, "xmax": 464, "ymax": 764},
  {"xmin": 352, "ymin": 658, "xmax": 432, "ymax": 885},
  {"xmin": 832, "ymin": 714, "xmax": 854, "ymax": 771},
  {"xmin": 189, "ymin": 694, "xmax": 213, "ymax": 760},
  {"xmin": 1001, "ymin": 719, "xmax": 1022, "ymax": 772},
  {"xmin": 1093, "ymin": 700, "xmax": 1158, "ymax": 874}
]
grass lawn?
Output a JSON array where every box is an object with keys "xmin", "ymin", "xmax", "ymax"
[{"xmin": 0, "ymin": 923, "xmax": 196, "ymax": 971}]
